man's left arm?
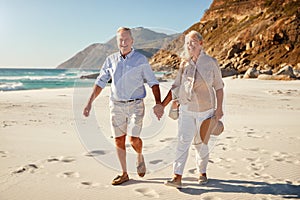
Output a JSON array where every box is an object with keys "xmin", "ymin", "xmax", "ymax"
[
  {"xmin": 152, "ymin": 84, "xmax": 164, "ymax": 120},
  {"xmin": 151, "ymin": 84, "xmax": 161, "ymax": 104},
  {"xmin": 142, "ymin": 60, "xmax": 164, "ymax": 119}
]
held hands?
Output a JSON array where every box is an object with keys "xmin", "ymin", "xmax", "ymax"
[{"xmin": 153, "ymin": 104, "xmax": 164, "ymax": 121}]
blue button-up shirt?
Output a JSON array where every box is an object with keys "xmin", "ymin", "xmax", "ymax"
[{"xmin": 95, "ymin": 49, "xmax": 159, "ymax": 101}]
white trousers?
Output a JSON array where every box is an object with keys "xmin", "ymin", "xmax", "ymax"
[{"xmin": 173, "ymin": 105, "xmax": 214, "ymax": 175}]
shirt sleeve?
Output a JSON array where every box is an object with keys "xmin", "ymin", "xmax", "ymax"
[
  {"xmin": 211, "ymin": 59, "xmax": 224, "ymax": 91},
  {"xmin": 142, "ymin": 58, "xmax": 159, "ymax": 87},
  {"xmin": 94, "ymin": 58, "xmax": 111, "ymax": 89},
  {"xmin": 171, "ymin": 61, "xmax": 185, "ymax": 99}
]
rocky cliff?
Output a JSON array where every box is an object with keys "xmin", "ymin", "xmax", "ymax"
[{"xmin": 150, "ymin": 0, "xmax": 300, "ymax": 80}]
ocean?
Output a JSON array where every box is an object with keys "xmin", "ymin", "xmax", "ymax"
[
  {"xmin": 0, "ymin": 68, "xmax": 99, "ymax": 91},
  {"xmin": 0, "ymin": 68, "xmax": 167, "ymax": 92}
]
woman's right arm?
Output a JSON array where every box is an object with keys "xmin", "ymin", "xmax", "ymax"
[{"xmin": 161, "ymin": 90, "xmax": 172, "ymax": 108}]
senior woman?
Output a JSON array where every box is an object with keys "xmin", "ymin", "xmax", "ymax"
[{"xmin": 161, "ymin": 30, "xmax": 224, "ymax": 188}]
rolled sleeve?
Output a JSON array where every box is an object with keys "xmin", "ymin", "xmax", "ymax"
[
  {"xmin": 95, "ymin": 72, "xmax": 109, "ymax": 88},
  {"xmin": 142, "ymin": 63, "xmax": 159, "ymax": 88},
  {"xmin": 212, "ymin": 60, "xmax": 224, "ymax": 90},
  {"xmin": 94, "ymin": 59, "xmax": 111, "ymax": 89}
]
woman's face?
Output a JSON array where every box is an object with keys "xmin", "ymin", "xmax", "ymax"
[{"xmin": 186, "ymin": 35, "xmax": 202, "ymax": 58}]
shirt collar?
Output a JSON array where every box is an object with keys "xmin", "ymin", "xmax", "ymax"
[
  {"xmin": 190, "ymin": 50, "xmax": 206, "ymax": 65},
  {"xmin": 119, "ymin": 48, "xmax": 135, "ymax": 59}
]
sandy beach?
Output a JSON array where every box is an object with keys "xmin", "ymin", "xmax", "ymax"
[{"xmin": 1, "ymin": 78, "xmax": 300, "ymax": 200}]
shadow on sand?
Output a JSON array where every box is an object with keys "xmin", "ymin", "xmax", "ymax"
[{"xmin": 147, "ymin": 177, "xmax": 300, "ymax": 199}]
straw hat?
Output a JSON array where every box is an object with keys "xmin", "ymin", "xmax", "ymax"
[{"xmin": 200, "ymin": 116, "xmax": 224, "ymax": 136}]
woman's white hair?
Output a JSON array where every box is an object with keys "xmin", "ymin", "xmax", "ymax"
[{"xmin": 181, "ymin": 30, "xmax": 203, "ymax": 60}]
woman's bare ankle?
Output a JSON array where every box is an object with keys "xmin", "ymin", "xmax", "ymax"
[{"xmin": 174, "ymin": 174, "xmax": 182, "ymax": 182}]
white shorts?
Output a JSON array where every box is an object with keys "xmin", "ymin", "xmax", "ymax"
[{"xmin": 109, "ymin": 99, "xmax": 145, "ymax": 138}]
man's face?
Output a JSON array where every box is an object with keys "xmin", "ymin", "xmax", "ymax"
[{"xmin": 117, "ymin": 30, "xmax": 133, "ymax": 56}]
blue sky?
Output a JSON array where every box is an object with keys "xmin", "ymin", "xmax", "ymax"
[{"xmin": 0, "ymin": 0, "xmax": 212, "ymax": 68}]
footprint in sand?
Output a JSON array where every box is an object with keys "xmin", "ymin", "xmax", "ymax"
[
  {"xmin": 243, "ymin": 157, "xmax": 257, "ymax": 162},
  {"xmin": 47, "ymin": 156, "xmax": 76, "ymax": 163},
  {"xmin": 0, "ymin": 150, "xmax": 8, "ymax": 158},
  {"xmin": 293, "ymin": 159, "xmax": 300, "ymax": 165},
  {"xmin": 271, "ymin": 151, "xmax": 294, "ymax": 163},
  {"xmin": 80, "ymin": 181, "xmax": 99, "ymax": 186},
  {"xmin": 84, "ymin": 150, "xmax": 112, "ymax": 157},
  {"xmin": 188, "ymin": 168, "xmax": 197, "ymax": 174},
  {"xmin": 79, "ymin": 181, "xmax": 101, "ymax": 188},
  {"xmin": 134, "ymin": 187, "xmax": 159, "ymax": 198},
  {"xmin": 59, "ymin": 156, "xmax": 76, "ymax": 163},
  {"xmin": 1, "ymin": 120, "xmax": 17, "ymax": 128},
  {"xmin": 12, "ymin": 163, "xmax": 40, "ymax": 174},
  {"xmin": 268, "ymin": 89, "xmax": 300, "ymax": 96},
  {"xmin": 244, "ymin": 147, "xmax": 260, "ymax": 152},
  {"xmin": 47, "ymin": 157, "xmax": 60, "ymax": 162},
  {"xmin": 159, "ymin": 137, "xmax": 176, "ymax": 142},
  {"xmin": 227, "ymin": 171, "xmax": 243, "ymax": 177},
  {"xmin": 57, "ymin": 171, "xmax": 80, "ymax": 178},
  {"xmin": 247, "ymin": 132, "xmax": 264, "ymax": 139},
  {"xmin": 60, "ymin": 156, "xmax": 76, "ymax": 163},
  {"xmin": 211, "ymin": 158, "xmax": 222, "ymax": 164},
  {"xmin": 149, "ymin": 159, "xmax": 163, "ymax": 165},
  {"xmin": 260, "ymin": 173, "xmax": 274, "ymax": 179},
  {"xmin": 215, "ymin": 143, "xmax": 225, "ymax": 147},
  {"xmin": 247, "ymin": 160, "xmax": 265, "ymax": 171},
  {"xmin": 216, "ymin": 158, "xmax": 235, "ymax": 169}
]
